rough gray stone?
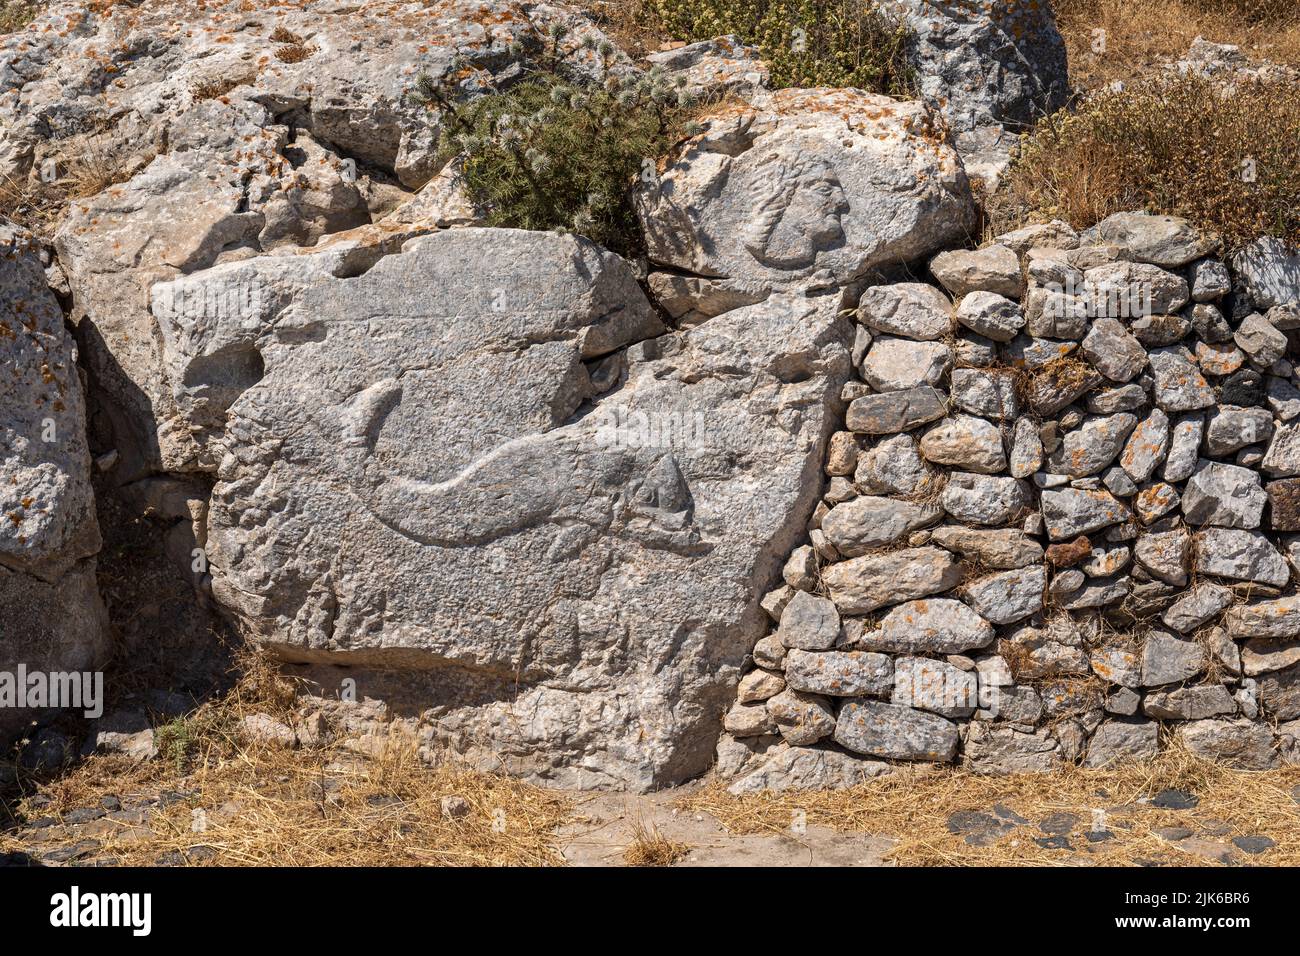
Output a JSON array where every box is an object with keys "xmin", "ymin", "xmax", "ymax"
[
  {"xmin": 1149, "ymin": 347, "xmax": 1217, "ymax": 412},
  {"xmin": 1191, "ymin": 259, "xmax": 1232, "ymax": 302},
  {"xmin": 895, "ymin": 0, "xmax": 1068, "ymax": 132},
  {"xmin": 1233, "ymin": 238, "xmax": 1300, "ymax": 310},
  {"xmin": 1040, "ymin": 488, "xmax": 1130, "ymax": 540},
  {"xmin": 1178, "ymin": 719, "xmax": 1278, "ymax": 770},
  {"xmin": 1056, "ymin": 574, "xmax": 1133, "ymax": 609},
  {"xmin": 1090, "ymin": 645, "xmax": 1143, "ymax": 689},
  {"xmin": 929, "ymin": 526, "xmax": 1043, "ymax": 569},
  {"xmin": 1194, "ymin": 529, "xmax": 1291, "ymax": 587},
  {"xmin": 726, "ymin": 745, "xmax": 890, "ymax": 794},
  {"xmin": 854, "ymin": 433, "xmax": 930, "ymax": 496},
  {"xmin": 784, "ymin": 545, "xmax": 819, "ymax": 591},
  {"xmin": 1010, "ymin": 418, "xmax": 1044, "ymax": 478},
  {"xmin": 892, "ymin": 657, "xmax": 979, "ymax": 718},
  {"xmin": 1267, "ymin": 377, "xmax": 1300, "ymax": 421},
  {"xmin": 950, "ymin": 368, "xmax": 1020, "ymax": 419},
  {"xmin": 1182, "ymin": 460, "xmax": 1267, "ymax": 529},
  {"xmin": 637, "ymin": 90, "xmax": 972, "ymax": 294},
  {"xmin": 737, "ymin": 669, "xmax": 786, "ymax": 703},
  {"xmin": 1143, "ymin": 685, "xmax": 1237, "ymax": 720},
  {"xmin": 1095, "ymin": 212, "xmax": 1215, "ymax": 268},
  {"xmin": 860, "ymin": 337, "xmax": 953, "ymax": 391},
  {"xmin": 963, "ymin": 567, "xmax": 1046, "ymax": 625},
  {"xmin": 821, "ymin": 496, "xmax": 942, "ymax": 557},
  {"xmin": 933, "ymin": 245, "xmax": 1022, "ymax": 300},
  {"xmin": 1089, "ymin": 384, "xmax": 1149, "ymax": 415},
  {"xmin": 1226, "ymin": 596, "xmax": 1300, "ymax": 639},
  {"xmin": 1263, "ymin": 423, "xmax": 1300, "ymax": 477},
  {"xmin": 857, "ymin": 282, "xmax": 954, "ymax": 341},
  {"xmin": 920, "ymin": 415, "xmax": 1007, "ymax": 473},
  {"xmin": 834, "ymin": 700, "xmax": 960, "ymax": 762},
  {"xmin": 1083, "ymin": 719, "xmax": 1159, "ymax": 767},
  {"xmin": 1240, "ymin": 639, "xmax": 1300, "ymax": 677},
  {"xmin": 1134, "ymin": 529, "xmax": 1190, "ymax": 586},
  {"xmin": 954, "ymin": 290, "xmax": 1025, "ymax": 342},
  {"xmin": 941, "ymin": 473, "xmax": 1033, "ymax": 526},
  {"xmin": 846, "ymin": 386, "xmax": 948, "ymax": 434},
  {"xmin": 1162, "ymin": 414, "xmax": 1204, "ymax": 483},
  {"xmin": 1024, "ymin": 289, "xmax": 1089, "ymax": 339},
  {"xmin": 1082, "ymin": 318, "xmax": 1148, "ymax": 382},
  {"xmin": 822, "ymin": 547, "xmax": 963, "ymax": 615},
  {"xmin": 999, "ymin": 620, "xmax": 1091, "ymax": 679},
  {"xmin": 1234, "ymin": 313, "xmax": 1289, "ymax": 367},
  {"xmin": 778, "ymin": 591, "xmax": 842, "ymax": 651},
  {"xmin": 784, "ymin": 649, "xmax": 893, "ymax": 697},
  {"xmin": 1120, "ymin": 408, "xmax": 1170, "ymax": 483},
  {"xmin": 1141, "ymin": 630, "xmax": 1206, "ymax": 686},
  {"xmin": 964, "ymin": 723, "xmax": 1060, "ymax": 774},
  {"xmin": 864, "ymin": 598, "xmax": 995, "ymax": 654},
  {"xmin": 724, "ymin": 702, "xmax": 777, "ymax": 738},
  {"xmin": 1084, "ymin": 261, "xmax": 1190, "ymax": 315},
  {"xmin": 1194, "ymin": 340, "xmax": 1245, "ymax": 377},
  {"xmin": 1046, "ymin": 414, "xmax": 1137, "ymax": 477},
  {"xmin": 766, "ymin": 690, "xmax": 836, "ymax": 746},
  {"xmin": 0, "ymin": 220, "xmax": 109, "ymax": 740},
  {"xmin": 643, "ymin": 35, "xmax": 769, "ymax": 98},
  {"xmin": 1259, "ymin": 664, "xmax": 1300, "ymax": 720},
  {"xmin": 1162, "ymin": 583, "xmax": 1234, "ymax": 633}
]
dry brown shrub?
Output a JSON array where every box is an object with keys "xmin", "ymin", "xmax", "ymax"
[{"xmin": 993, "ymin": 72, "xmax": 1300, "ymax": 252}]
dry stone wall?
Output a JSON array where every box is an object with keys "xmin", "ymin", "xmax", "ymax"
[{"xmin": 718, "ymin": 211, "xmax": 1300, "ymax": 793}]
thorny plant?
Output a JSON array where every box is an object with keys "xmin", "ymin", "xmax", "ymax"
[{"xmin": 412, "ymin": 23, "xmax": 703, "ymax": 255}]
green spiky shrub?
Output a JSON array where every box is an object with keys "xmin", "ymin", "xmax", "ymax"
[
  {"xmin": 414, "ymin": 28, "xmax": 700, "ymax": 255},
  {"xmin": 641, "ymin": 0, "xmax": 912, "ymax": 93}
]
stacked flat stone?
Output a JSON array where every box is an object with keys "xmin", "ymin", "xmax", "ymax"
[{"xmin": 718, "ymin": 211, "xmax": 1300, "ymax": 793}]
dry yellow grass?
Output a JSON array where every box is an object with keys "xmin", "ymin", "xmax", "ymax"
[
  {"xmin": 622, "ymin": 818, "xmax": 689, "ymax": 865},
  {"xmin": 1, "ymin": 650, "xmax": 572, "ymax": 866},
  {"xmin": 682, "ymin": 743, "xmax": 1300, "ymax": 866},
  {"xmin": 1055, "ymin": 0, "xmax": 1300, "ymax": 89},
  {"xmin": 2, "ymin": 742, "xmax": 573, "ymax": 866}
]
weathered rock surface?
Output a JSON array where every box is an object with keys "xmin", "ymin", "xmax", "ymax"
[
  {"xmin": 863, "ymin": 599, "xmax": 994, "ymax": 655},
  {"xmin": 784, "ymin": 649, "xmax": 893, "ymax": 698},
  {"xmin": 1226, "ymin": 596, "xmax": 1300, "ymax": 639},
  {"xmin": 964, "ymin": 723, "xmax": 1060, "ymax": 774},
  {"xmin": 896, "ymin": 0, "xmax": 1069, "ymax": 132},
  {"xmin": 834, "ymin": 700, "xmax": 960, "ymax": 762},
  {"xmin": 822, "ymin": 547, "xmax": 963, "ymax": 615},
  {"xmin": 636, "ymin": 89, "xmax": 973, "ymax": 293},
  {"xmin": 1083, "ymin": 719, "xmax": 1159, "ymax": 767},
  {"xmin": 725, "ymin": 745, "xmax": 889, "ymax": 794},
  {"xmin": 1194, "ymin": 529, "xmax": 1291, "ymax": 587},
  {"xmin": 821, "ymin": 496, "xmax": 941, "ymax": 557},
  {"xmin": 0, "ymin": 220, "xmax": 110, "ymax": 740},
  {"xmin": 164, "ymin": 227, "xmax": 852, "ymax": 790},
  {"xmin": 1178, "ymin": 719, "xmax": 1278, "ymax": 770}
]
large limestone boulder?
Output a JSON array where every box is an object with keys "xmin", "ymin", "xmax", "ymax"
[
  {"xmin": 895, "ymin": 0, "xmax": 1070, "ymax": 133},
  {"xmin": 2, "ymin": 0, "xmax": 621, "ymax": 188},
  {"xmin": 155, "ymin": 227, "xmax": 853, "ymax": 790},
  {"xmin": 12, "ymin": 0, "xmax": 622, "ymax": 480},
  {"xmin": 634, "ymin": 88, "xmax": 973, "ymax": 299},
  {"xmin": 0, "ymin": 220, "xmax": 109, "ymax": 739}
]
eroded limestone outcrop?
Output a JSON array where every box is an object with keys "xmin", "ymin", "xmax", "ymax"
[{"xmin": 0, "ymin": 220, "xmax": 108, "ymax": 739}]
